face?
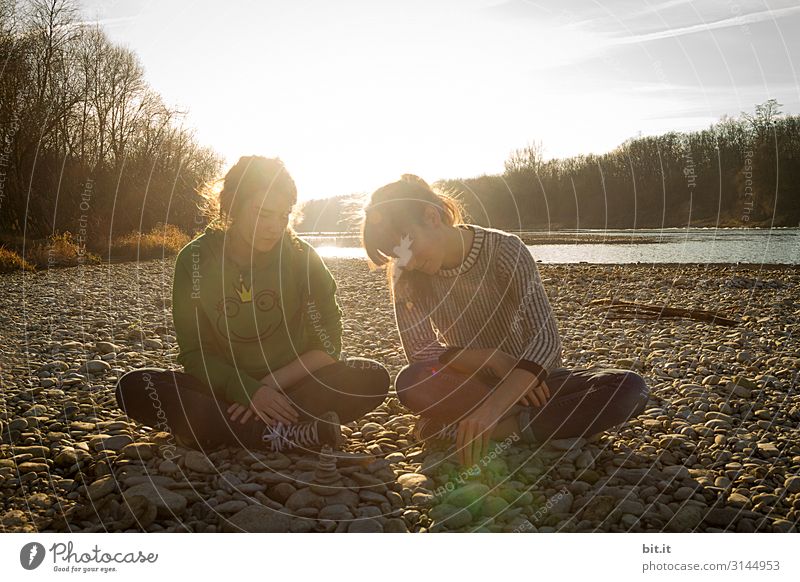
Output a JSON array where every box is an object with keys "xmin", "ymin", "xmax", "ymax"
[
  {"xmin": 385, "ymin": 208, "xmax": 445, "ymax": 276},
  {"xmin": 234, "ymin": 190, "xmax": 293, "ymax": 253}
]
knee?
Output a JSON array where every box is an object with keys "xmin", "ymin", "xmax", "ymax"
[
  {"xmin": 616, "ymin": 371, "xmax": 650, "ymax": 415},
  {"xmin": 114, "ymin": 369, "xmax": 164, "ymax": 407},
  {"xmin": 394, "ymin": 362, "xmax": 434, "ymax": 412}
]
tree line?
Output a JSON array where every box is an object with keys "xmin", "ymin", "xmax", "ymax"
[
  {"xmin": 297, "ymin": 100, "xmax": 800, "ymax": 232},
  {"xmin": 0, "ymin": 0, "xmax": 221, "ymax": 251}
]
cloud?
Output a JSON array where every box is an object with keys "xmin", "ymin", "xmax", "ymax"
[{"xmin": 606, "ymin": 4, "xmax": 800, "ymax": 45}]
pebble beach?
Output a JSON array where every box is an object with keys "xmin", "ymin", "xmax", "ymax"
[{"xmin": 1, "ymin": 258, "xmax": 798, "ymax": 533}]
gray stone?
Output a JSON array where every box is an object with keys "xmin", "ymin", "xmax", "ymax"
[
  {"xmin": 347, "ymin": 518, "xmax": 383, "ymax": 533},
  {"xmin": 184, "ymin": 450, "xmax": 216, "ymax": 473},
  {"xmin": 123, "ymin": 482, "xmax": 187, "ymax": 518},
  {"xmin": 79, "ymin": 360, "xmax": 111, "ymax": 374},
  {"xmin": 446, "ymin": 483, "xmax": 490, "ymax": 510},
  {"xmin": 319, "ymin": 504, "xmax": 354, "ymax": 521},
  {"xmin": 87, "ymin": 476, "xmax": 117, "ymax": 501},
  {"xmin": 222, "ymin": 505, "xmax": 295, "ymax": 532},
  {"xmin": 666, "ymin": 504, "xmax": 705, "ymax": 532}
]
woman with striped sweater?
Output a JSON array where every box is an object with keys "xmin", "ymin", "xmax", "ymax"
[{"xmin": 361, "ymin": 175, "xmax": 650, "ymax": 467}]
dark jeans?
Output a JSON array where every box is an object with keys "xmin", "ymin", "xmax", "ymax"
[
  {"xmin": 115, "ymin": 357, "xmax": 390, "ymax": 451},
  {"xmin": 394, "ymin": 360, "xmax": 650, "ymax": 442}
]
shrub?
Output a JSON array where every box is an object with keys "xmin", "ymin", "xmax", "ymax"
[
  {"xmin": 0, "ymin": 245, "xmax": 36, "ymax": 273},
  {"xmin": 26, "ymin": 231, "xmax": 99, "ymax": 268},
  {"xmin": 110, "ymin": 223, "xmax": 190, "ymax": 261}
]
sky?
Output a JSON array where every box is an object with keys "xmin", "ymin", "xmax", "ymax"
[{"xmin": 79, "ymin": 0, "xmax": 800, "ymax": 201}]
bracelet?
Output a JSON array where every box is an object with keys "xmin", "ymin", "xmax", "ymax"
[{"xmin": 513, "ymin": 358, "xmax": 548, "ymax": 383}]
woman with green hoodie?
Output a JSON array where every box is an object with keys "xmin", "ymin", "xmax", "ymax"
[{"xmin": 115, "ymin": 156, "xmax": 389, "ymax": 453}]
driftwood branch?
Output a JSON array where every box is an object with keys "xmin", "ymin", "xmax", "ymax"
[{"xmin": 589, "ymin": 298, "xmax": 739, "ymax": 327}]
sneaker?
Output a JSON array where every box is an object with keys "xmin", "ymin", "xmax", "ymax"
[
  {"xmin": 412, "ymin": 417, "xmax": 459, "ymax": 443},
  {"xmin": 261, "ymin": 411, "xmax": 342, "ymax": 453}
]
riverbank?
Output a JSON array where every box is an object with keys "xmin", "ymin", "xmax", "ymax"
[{"xmin": 1, "ymin": 259, "xmax": 798, "ymax": 532}]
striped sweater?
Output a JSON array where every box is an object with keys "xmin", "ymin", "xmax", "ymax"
[{"xmin": 393, "ymin": 224, "xmax": 563, "ymax": 375}]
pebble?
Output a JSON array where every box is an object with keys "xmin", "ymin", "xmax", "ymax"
[
  {"xmin": 222, "ymin": 505, "xmax": 296, "ymax": 533},
  {"xmin": 1, "ymin": 260, "xmax": 796, "ymax": 535},
  {"xmin": 184, "ymin": 451, "xmax": 216, "ymax": 473},
  {"xmin": 123, "ymin": 483, "xmax": 187, "ymax": 518}
]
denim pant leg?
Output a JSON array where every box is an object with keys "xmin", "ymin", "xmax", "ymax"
[{"xmin": 527, "ymin": 366, "xmax": 650, "ymax": 441}]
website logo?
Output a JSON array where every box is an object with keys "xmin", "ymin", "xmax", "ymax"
[{"xmin": 20, "ymin": 542, "xmax": 46, "ymax": 570}]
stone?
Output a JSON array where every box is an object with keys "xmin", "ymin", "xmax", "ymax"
[
  {"xmin": 267, "ymin": 482, "xmax": 296, "ymax": 505},
  {"xmin": 96, "ymin": 342, "xmax": 120, "ymax": 354},
  {"xmin": 310, "ymin": 445, "xmax": 344, "ymax": 495},
  {"xmin": 78, "ymin": 360, "xmax": 111, "ymax": 374},
  {"xmin": 446, "ymin": 483, "xmax": 490, "ymax": 510},
  {"xmin": 286, "ymin": 488, "xmax": 324, "ymax": 512},
  {"xmin": 397, "ymin": 472, "xmax": 434, "ymax": 490},
  {"xmin": 384, "ymin": 518, "xmax": 409, "ymax": 532},
  {"xmin": 348, "ymin": 518, "xmax": 384, "ymax": 533},
  {"xmin": 93, "ymin": 435, "xmax": 133, "ymax": 452},
  {"xmin": 87, "ymin": 476, "xmax": 117, "ymax": 501},
  {"xmin": 114, "ymin": 495, "xmax": 157, "ymax": 530},
  {"xmin": 360, "ymin": 422, "xmax": 384, "ymax": 437},
  {"xmin": 123, "ymin": 483, "xmax": 187, "ymax": 518},
  {"xmin": 319, "ymin": 504, "xmax": 354, "ymax": 521},
  {"xmin": 215, "ymin": 500, "xmax": 250, "ymax": 514},
  {"xmin": 784, "ymin": 476, "xmax": 800, "ymax": 494},
  {"xmin": 222, "ymin": 505, "xmax": 296, "ymax": 533},
  {"xmin": 673, "ymin": 487, "xmax": 695, "ymax": 501},
  {"xmin": 579, "ymin": 496, "xmax": 618, "ymax": 523},
  {"xmin": 120, "ymin": 442, "xmax": 155, "ymax": 461},
  {"xmin": 184, "ymin": 450, "xmax": 216, "ymax": 473},
  {"xmin": 666, "ymin": 504, "xmax": 705, "ymax": 532},
  {"xmin": 546, "ymin": 437, "xmax": 587, "ymax": 451}
]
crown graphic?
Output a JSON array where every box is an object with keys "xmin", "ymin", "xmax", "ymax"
[{"xmin": 236, "ymin": 274, "xmax": 252, "ymax": 303}]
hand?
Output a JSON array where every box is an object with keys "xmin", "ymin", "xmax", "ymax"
[
  {"xmin": 517, "ymin": 377, "xmax": 551, "ymax": 408},
  {"xmin": 442, "ymin": 348, "xmax": 514, "ymax": 380},
  {"xmin": 248, "ymin": 384, "xmax": 300, "ymax": 426},
  {"xmin": 227, "ymin": 402, "xmax": 263, "ymax": 425},
  {"xmin": 455, "ymin": 402, "xmax": 502, "ymax": 468}
]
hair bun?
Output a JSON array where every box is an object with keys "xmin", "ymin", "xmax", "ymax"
[{"xmin": 400, "ymin": 174, "xmax": 430, "ymax": 189}]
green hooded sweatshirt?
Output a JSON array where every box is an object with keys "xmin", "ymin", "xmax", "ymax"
[{"xmin": 171, "ymin": 225, "xmax": 343, "ymax": 406}]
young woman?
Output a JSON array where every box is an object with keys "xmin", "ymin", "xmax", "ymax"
[
  {"xmin": 361, "ymin": 175, "xmax": 650, "ymax": 467},
  {"xmin": 116, "ymin": 156, "xmax": 390, "ymax": 454}
]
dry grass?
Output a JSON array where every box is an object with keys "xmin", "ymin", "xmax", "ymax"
[
  {"xmin": 0, "ymin": 245, "xmax": 36, "ymax": 273},
  {"xmin": 25, "ymin": 231, "xmax": 100, "ymax": 269},
  {"xmin": 110, "ymin": 223, "xmax": 190, "ymax": 261}
]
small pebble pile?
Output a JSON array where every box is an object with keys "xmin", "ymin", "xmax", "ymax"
[{"xmin": 0, "ymin": 259, "xmax": 798, "ymax": 533}]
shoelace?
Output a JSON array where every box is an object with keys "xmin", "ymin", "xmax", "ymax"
[{"xmin": 262, "ymin": 420, "xmax": 320, "ymax": 452}]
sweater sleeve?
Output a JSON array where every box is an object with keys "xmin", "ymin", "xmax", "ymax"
[
  {"xmin": 302, "ymin": 246, "xmax": 343, "ymax": 359},
  {"xmin": 172, "ymin": 252, "xmax": 263, "ymax": 406},
  {"xmin": 392, "ymin": 279, "xmax": 448, "ymax": 363},
  {"xmin": 494, "ymin": 234, "xmax": 563, "ymax": 375}
]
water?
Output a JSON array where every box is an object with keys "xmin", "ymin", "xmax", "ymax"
[{"xmin": 304, "ymin": 228, "xmax": 800, "ymax": 264}]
